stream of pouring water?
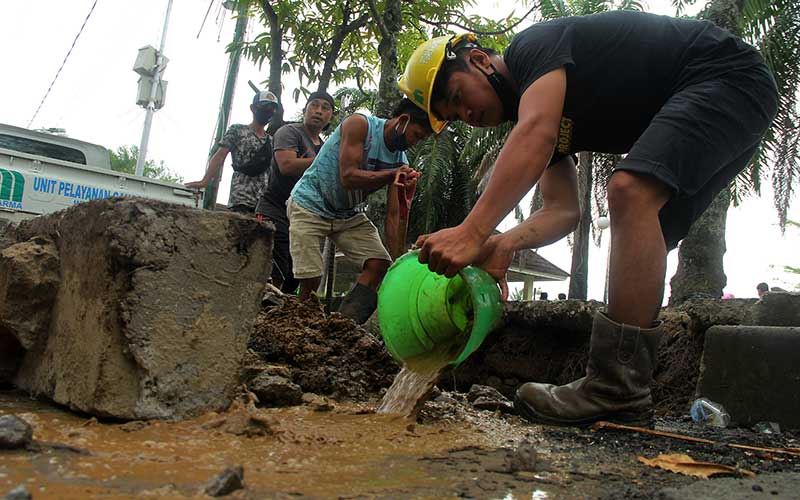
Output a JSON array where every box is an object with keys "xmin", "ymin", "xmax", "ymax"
[{"xmin": 377, "ymin": 341, "xmax": 463, "ymax": 418}]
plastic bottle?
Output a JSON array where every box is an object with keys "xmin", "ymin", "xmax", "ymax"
[{"xmin": 690, "ymin": 398, "xmax": 731, "ymax": 428}]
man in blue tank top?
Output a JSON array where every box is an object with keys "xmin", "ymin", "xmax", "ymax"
[{"xmin": 289, "ymin": 98, "xmax": 433, "ymax": 324}]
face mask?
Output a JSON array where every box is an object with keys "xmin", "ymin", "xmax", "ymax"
[
  {"xmin": 388, "ymin": 119, "xmax": 410, "ymax": 152},
  {"xmin": 254, "ymin": 108, "xmax": 274, "ymax": 125},
  {"xmin": 476, "ymin": 62, "xmax": 520, "ymax": 122}
]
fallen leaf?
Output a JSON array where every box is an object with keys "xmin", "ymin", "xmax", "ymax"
[{"xmin": 638, "ymin": 453, "xmax": 755, "ymax": 479}]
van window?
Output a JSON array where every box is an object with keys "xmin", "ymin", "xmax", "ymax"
[{"xmin": 0, "ymin": 134, "xmax": 87, "ymax": 164}]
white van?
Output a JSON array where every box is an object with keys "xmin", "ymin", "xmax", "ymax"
[{"xmin": 0, "ymin": 123, "xmax": 201, "ymax": 225}]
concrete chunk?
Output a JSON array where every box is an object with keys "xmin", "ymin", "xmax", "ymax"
[
  {"xmin": 745, "ymin": 292, "xmax": 800, "ymax": 326},
  {"xmin": 5, "ymin": 198, "xmax": 273, "ymax": 420},
  {"xmin": 0, "ymin": 236, "xmax": 60, "ymax": 349},
  {"xmin": 0, "ymin": 236, "xmax": 60, "ymax": 385},
  {"xmin": 695, "ymin": 325, "xmax": 800, "ymax": 429}
]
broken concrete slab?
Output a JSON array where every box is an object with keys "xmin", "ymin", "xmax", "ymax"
[
  {"xmin": 745, "ymin": 292, "xmax": 800, "ymax": 327},
  {"xmin": 1, "ymin": 198, "xmax": 273, "ymax": 420},
  {"xmin": 695, "ymin": 325, "xmax": 800, "ymax": 429},
  {"xmin": 657, "ymin": 471, "xmax": 800, "ymax": 500},
  {"xmin": 0, "ymin": 236, "xmax": 60, "ymax": 385}
]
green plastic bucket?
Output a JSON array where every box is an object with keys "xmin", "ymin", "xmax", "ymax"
[{"xmin": 377, "ymin": 251, "xmax": 504, "ymax": 366}]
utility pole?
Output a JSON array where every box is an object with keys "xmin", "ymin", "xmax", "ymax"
[
  {"xmin": 135, "ymin": 0, "xmax": 173, "ymax": 177},
  {"xmin": 203, "ymin": 1, "xmax": 249, "ymax": 209}
]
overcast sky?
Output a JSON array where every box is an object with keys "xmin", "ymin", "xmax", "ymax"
[{"xmin": 1, "ymin": 0, "xmax": 797, "ymax": 300}]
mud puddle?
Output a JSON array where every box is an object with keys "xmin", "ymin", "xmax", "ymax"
[
  {"xmin": 4, "ymin": 390, "xmax": 799, "ymax": 499},
  {"xmin": 0, "ymin": 391, "xmax": 535, "ymax": 499}
]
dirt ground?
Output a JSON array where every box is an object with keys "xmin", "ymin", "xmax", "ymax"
[
  {"xmin": 248, "ymin": 297, "xmax": 399, "ymax": 400},
  {"xmin": 2, "ymin": 389, "xmax": 798, "ymax": 499},
  {"xmin": 3, "ymin": 298, "xmax": 799, "ymax": 499}
]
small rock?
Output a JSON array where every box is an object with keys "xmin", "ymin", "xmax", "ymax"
[
  {"xmin": 261, "ymin": 282, "xmax": 285, "ymax": 309},
  {"xmin": 753, "ymin": 485, "xmax": 764, "ymax": 492},
  {"xmin": 301, "ymin": 393, "xmax": 334, "ymax": 412},
  {"xmin": 2, "ymin": 485, "xmax": 32, "ymax": 500},
  {"xmin": 205, "ymin": 465, "xmax": 244, "ymax": 497},
  {"xmin": 467, "ymin": 384, "xmax": 506, "ymax": 403},
  {"xmin": 248, "ymin": 374, "xmax": 303, "ymax": 407},
  {"xmin": 472, "ymin": 396, "xmax": 514, "ymax": 413},
  {"xmin": 118, "ymin": 420, "xmax": 147, "ymax": 433},
  {"xmin": 0, "ymin": 415, "xmax": 33, "ymax": 449},
  {"xmin": 263, "ymin": 364, "xmax": 292, "ymax": 379},
  {"xmin": 507, "ymin": 443, "xmax": 540, "ymax": 473},
  {"xmin": 467, "ymin": 384, "xmax": 512, "ymax": 412},
  {"xmin": 434, "ymin": 393, "xmax": 458, "ymax": 406}
]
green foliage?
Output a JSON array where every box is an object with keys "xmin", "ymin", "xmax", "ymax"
[
  {"xmin": 509, "ymin": 287, "xmax": 526, "ymax": 301},
  {"xmin": 109, "ymin": 145, "xmax": 183, "ymax": 183},
  {"xmin": 673, "ymin": 0, "xmax": 800, "ymax": 228}
]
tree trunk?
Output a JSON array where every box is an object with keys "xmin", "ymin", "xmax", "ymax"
[
  {"xmin": 667, "ymin": 0, "xmax": 744, "ymax": 303},
  {"xmin": 568, "ymin": 152, "xmax": 592, "ymax": 299},
  {"xmin": 262, "ymin": 1, "xmax": 284, "ymax": 134},
  {"xmin": 373, "ymin": 0, "xmax": 402, "ymax": 118},
  {"xmin": 317, "ymin": 12, "xmax": 370, "ymax": 94},
  {"xmin": 669, "ymin": 187, "xmax": 731, "ymax": 304}
]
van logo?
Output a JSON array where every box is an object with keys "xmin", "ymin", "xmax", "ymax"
[{"xmin": 0, "ymin": 168, "xmax": 24, "ymax": 204}]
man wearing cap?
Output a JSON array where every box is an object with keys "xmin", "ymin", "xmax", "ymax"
[
  {"xmin": 288, "ymin": 98, "xmax": 433, "ymax": 324},
  {"xmin": 255, "ymin": 92, "xmax": 335, "ymax": 293},
  {"xmin": 400, "ymin": 12, "xmax": 778, "ymax": 427},
  {"xmin": 186, "ymin": 91, "xmax": 279, "ymax": 213}
]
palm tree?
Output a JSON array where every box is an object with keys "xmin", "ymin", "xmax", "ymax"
[{"xmin": 669, "ymin": 0, "xmax": 800, "ymax": 304}]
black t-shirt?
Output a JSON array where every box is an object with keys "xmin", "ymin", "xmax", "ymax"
[
  {"xmin": 504, "ymin": 11, "xmax": 764, "ymax": 159},
  {"xmin": 258, "ymin": 123, "xmax": 323, "ymax": 219}
]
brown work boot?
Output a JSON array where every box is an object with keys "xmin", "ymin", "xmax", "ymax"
[
  {"xmin": 337, "ymin": 283, "xmax": 378, "ymax": 325},
  {"xmin": 514, "ymin": 312, "xmax": 662, "ymax": 427}
]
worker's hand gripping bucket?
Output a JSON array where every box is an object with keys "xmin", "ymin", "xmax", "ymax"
[{"xmin": 377, "ymin": 251, "xmax": 504, "ymax": 366}]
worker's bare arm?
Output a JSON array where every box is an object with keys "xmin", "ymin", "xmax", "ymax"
[
  {"xmin": 275, "ymin": 149, "xmax": 314, "ymax": 177},
  {"xmin": 185, "ymin": 147, "xmax": 230, "ymax": 188},
  {"xmin": 495, "ymin": 155, "xmax": 580, "ymax": 253},
  {"xmin": 416, "ymin": 68, "xmax": 568, "ymax": 277},
  {"xmin": 338, "ymin": 115, "xmax": 399, "ymax": 191},
  {"xmin": 458, "ymin": 68, "xmax": 568, "ymax": 240}
]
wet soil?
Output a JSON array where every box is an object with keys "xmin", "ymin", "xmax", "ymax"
[
  {"xmin": 3, "ymin": 390, "xmax": 798, "ymax": 499},
  {"xmin": 248, "ymin": 297, "xmax": 399, "ymax": 401}
]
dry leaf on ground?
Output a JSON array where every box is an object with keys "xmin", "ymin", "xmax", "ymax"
[{"xmin": 638, "ymin": 453, "xmax": 755, "ymax": 479}]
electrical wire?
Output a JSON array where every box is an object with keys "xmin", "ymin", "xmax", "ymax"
[
  {"xmin": 27, "ymin": 0, "xmax": 99, "ymax": 128},
  {"xmin": 197, "ymin": 0, "xmax": 216, "ymax": 38}
]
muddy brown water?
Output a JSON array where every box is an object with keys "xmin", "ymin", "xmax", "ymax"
[
  {"xmin": 378, "ymin": 341, "xmax": 464, "ymax": 418},
  {"xmin": 0, "ymin": 391, "xmax": 534, "ymax": 499},
  {"xmin": 3, "ymin": 391, "xmax": 800, "ymax": 499}
]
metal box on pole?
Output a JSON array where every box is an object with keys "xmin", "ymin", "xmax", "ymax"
[{"xmin": 136, "ymin": 77, "xmax": 168, "ymax": 109}]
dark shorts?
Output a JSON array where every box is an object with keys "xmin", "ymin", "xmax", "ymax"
[{"xmin": 615, "ymin": 63, "xmax": 778, "ymax": 250}]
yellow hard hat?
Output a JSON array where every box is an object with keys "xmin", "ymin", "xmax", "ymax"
[{"xmin": 399, "ymin": 34, "xmax": 478, "ymax": 134}]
